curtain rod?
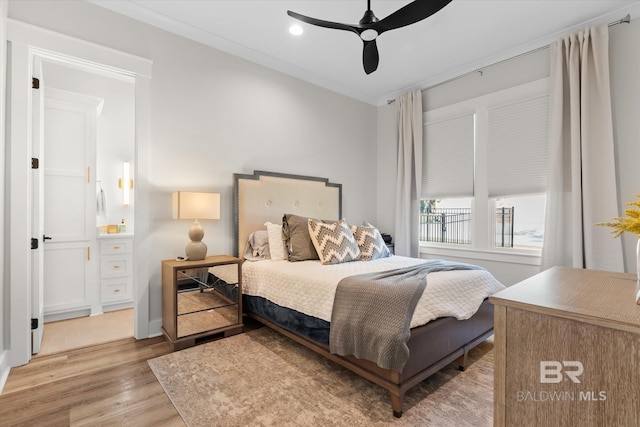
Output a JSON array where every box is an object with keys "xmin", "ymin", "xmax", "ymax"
[{"xmin": 387, "ymin": 13, "xmax": 631, "ymax": 105}]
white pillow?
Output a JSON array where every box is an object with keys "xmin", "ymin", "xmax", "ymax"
[{"xmin": 264, "ymin": 222, "xmax": 286, "ymax": 261}]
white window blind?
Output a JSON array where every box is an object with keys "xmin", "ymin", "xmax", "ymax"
[
  {"xmin": 487, "ymin": 95, "xmax": 549, "ymax": 197},
  {"xmin": 422, "ymin": 113, "xmax": 475, "ymax": 199}
]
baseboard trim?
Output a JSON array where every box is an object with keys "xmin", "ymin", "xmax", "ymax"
[
  {"xmin": 103, "ymin": 301, "xmax": 134, "ymax": 313},
  {"xmin": 0, "ymin": 349, "xmax": 11, "ymax": 394},
  {"xmin": 148, "ymin": 318, "xmax": 163, "ymax": 338},
  {"xmin": 44, "ymin": 308, "xmax": 91, "ymax": 323}
]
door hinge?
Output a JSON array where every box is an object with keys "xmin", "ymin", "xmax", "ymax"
[
  {"xmin": 31, "ymin": 318, "xmax": 38, "ymax": 330},
  {"xmin": 31, "ymin": 238, "xmax": 38, "ymax": 250},
  {"xmin": 31, "ymin": 157, "xmax": 39, "ymax": 169},
  {"xmin": 32, "ymin": 77, "xmax": 40, "ymax": 89}
]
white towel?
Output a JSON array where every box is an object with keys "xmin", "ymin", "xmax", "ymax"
[{"xmin": 96, "ymin": 185, "xmax": 107, "ymax": 218}]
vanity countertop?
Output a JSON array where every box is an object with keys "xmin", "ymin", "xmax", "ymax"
[{"xmin": 98, "ymin": 233, "xmax": 134, "ymax": 239}]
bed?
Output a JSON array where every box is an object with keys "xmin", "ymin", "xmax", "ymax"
[{"xmin": 229, "ymin": 170, "xmax": 504, "ymax": 417}]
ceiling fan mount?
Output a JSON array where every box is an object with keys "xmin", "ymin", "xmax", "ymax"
[
  {"xmin": 358, "ymin": 5, "xmax": 379, "ymax": 26},
  {"xmin": 287, "ymin": 0, "xmax": 452, "ymax": 74}
]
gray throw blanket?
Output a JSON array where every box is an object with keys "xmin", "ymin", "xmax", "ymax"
[{"xmin": 330, "ymin": 259, "xmax": 485, "ymax": 371}]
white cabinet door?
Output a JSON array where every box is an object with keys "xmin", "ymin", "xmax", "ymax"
[
  {"xmin": 43, "ymin": 243, "xmax": 91, "ymax": 312},
  {"xmin": 42, "ymin": 89, "xmax": 101, "ymax": 319}
]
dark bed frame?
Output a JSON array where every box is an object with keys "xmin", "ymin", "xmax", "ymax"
[{"xmin": 234, "ymin": 170, "xmax": 494, "ymax": 417}]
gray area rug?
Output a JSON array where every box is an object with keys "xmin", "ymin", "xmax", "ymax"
[{"xmin": 148, "ymin": 327, "xmax": 493, "ymax": 426}]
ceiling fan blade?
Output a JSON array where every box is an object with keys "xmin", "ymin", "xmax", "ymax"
[
  {"xmin": 362, "ymin": 39, "xmax": 379, "ymax": 75},
  {"xmin": 376, "ymin": 0, "xmax": 452, "ymax": 33},
  {"xmin": 287, "ymin": 10, "xmax": 358, "ymax": 35}
]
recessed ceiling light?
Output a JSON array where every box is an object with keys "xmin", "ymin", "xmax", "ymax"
[{"xmin": 289, "ymin": 24, "xmax": 304, "ymax": 36}]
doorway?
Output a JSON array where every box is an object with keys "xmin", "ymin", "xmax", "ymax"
[
  {"xmin": 31, "ymin": 59, "xmax": 136, "ymax": 354},
  {"xmin": 7, "ymin": 19, "xmax": 152, "ymax": 367}
]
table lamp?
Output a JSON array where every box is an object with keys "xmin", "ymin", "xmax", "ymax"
[{"xmin": 172, "ymin": 192, "xmax": 220, "ymax": 261}]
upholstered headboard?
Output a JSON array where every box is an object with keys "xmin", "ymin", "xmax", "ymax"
[{"xmin": 233, "ymin": 170, "xmax": 342, "ymax": 258}]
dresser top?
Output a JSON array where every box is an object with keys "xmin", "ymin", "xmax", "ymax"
[{"xmin": 490, "ymin": 266, "xmax": 640, "ymax": 333}]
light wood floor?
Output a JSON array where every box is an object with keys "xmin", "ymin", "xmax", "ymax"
[
  {"xmin": 0, "ymin": 336, "xmax": 185, "ymax": 426},
  {"xmin": 39, "ymin": 308, "xmax": 134, "ymax": 356},
  {"xmin": 1, "ymin": 317, "xmax": 262, "ymax": 426}
]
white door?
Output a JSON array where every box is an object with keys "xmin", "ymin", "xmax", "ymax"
[
  {"xmin": 31, "ymin": 59, "xmax": 45, "ymax": 354},
  {"xmin": 41, "ymin": 88, "xmax": 101, "ymax": 320}
]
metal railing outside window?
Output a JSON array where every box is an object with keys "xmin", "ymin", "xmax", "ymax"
[
  {"xmin": 420, "ymin": 208, "xmax": 472, "ymax": 245},
  {"xmin": 420, "ymin": 207, "xmax": 515, "ymax": 247},
  {"xmin": 495, "ymin": 207, "xmax": 514, "ymax": 248}
]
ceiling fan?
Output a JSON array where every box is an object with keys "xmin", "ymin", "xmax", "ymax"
[{"xmin": 287, "ymin": 0, "xmax": 452, "ymax": 75}]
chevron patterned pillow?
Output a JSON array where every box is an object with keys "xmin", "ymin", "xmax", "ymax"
[
  {"xmin": 350, "ymin": 224, "xmax": 391, "ymax": 261},
  {"xmin": 308, "ymin": 219, "xmax": 361, "ymax": 265}
]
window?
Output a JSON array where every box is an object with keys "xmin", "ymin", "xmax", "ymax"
[
  {"xmin": 494, "ymin": 195, "xmax": 546, "ymax": 250},
  {"xmin": 420, "ymin": 79, "xmax": 548, "ymax": 252},
  {"xmin": 420, "ymin": 198, "xmax": 472, "ymax": 245},
  {"xmin": 422, "ymin": 114, "xmax": 474, "ymax": 199}
]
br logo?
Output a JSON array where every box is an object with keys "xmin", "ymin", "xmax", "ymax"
[{"xmin": 540, "ymin": 361, "xmax": 584, "ymax": 384}]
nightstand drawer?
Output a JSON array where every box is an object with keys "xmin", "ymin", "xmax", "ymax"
[
  {"xmin": 100, "ymin": 255, "xmax": 132, "ymax": 278},
  {"xmin": 100, "ymin": 240, "xmax": 132, "ymax": 255},
  {"xmin": 101, "ymin": 277, "xmax": 132, "ymax": 303}
]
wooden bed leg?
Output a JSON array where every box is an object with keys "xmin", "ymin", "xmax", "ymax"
[{"xmin": 391, "ymin": 392, "xmax": 404, "ymax": 418}]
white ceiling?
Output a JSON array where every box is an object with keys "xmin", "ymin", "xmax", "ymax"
[{"xmin": 90, "ymin": 1, "xmax": 640, "ymax": 105}]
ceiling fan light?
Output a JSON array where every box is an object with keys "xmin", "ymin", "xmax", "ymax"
[
  {"xmin": 360, "ymin": 29, "xmax": 378, "ymax": 41},
  {"xmin": 289, "ymin": 24, "xmax": 304, "ymax": 36}
]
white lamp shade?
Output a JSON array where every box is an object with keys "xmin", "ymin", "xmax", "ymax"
[{"xmin": 172, "ymin": 192, "xmax": 221, "ymax": 220}]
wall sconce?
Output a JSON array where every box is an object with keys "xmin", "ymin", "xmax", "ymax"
[
  {"xmin": 119, "ymin": 161, "xmax": 133, "ymax": 206},
  {"xmin": 172, "ymin": 192, "xmax": 221, "ymax": 261}
]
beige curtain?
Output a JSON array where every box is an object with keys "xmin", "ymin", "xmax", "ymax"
[
  {"xmin": 541, "ymin": 25, "xmax": 624, "ymax": 271},
  {"xmin": 394, "ymin": 90, "xmax": 423, "ymax": 258}
]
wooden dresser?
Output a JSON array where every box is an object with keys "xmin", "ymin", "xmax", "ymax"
[{"xmin": 490, "ymin": 267, "xmax": 640, "ymax": 427}]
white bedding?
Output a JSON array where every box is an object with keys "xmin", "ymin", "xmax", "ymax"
[{"xmin": 213, "ymin": 256, "xmax": 505, "ymax": 329}]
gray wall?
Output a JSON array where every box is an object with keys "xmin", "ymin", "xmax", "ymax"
[
  {"xmin": 7, "ymin": 0, "xmax": 378, "ymax": 332},
  {"xmin": 609, "ymin": 19, "xmax": 640, "ymax": 275}
]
